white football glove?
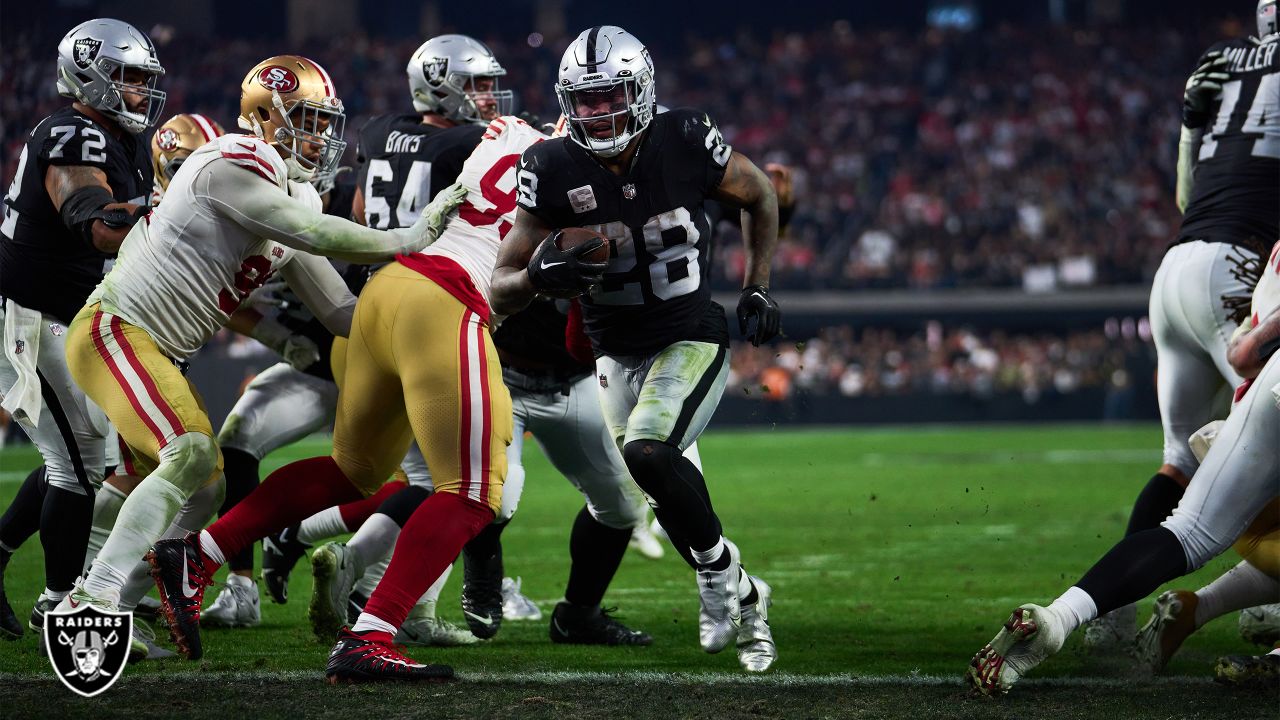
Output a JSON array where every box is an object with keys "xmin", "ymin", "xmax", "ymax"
[
  {"xmin": 408, "ymin": 181, "xmax": 468, "ymax": 253},
  {"xmin": 279, "ymin": 334, "xmax": 321, "ymax": 371}
]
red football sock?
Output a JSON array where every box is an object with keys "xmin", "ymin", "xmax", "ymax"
[
  {"xmin": 204, "ymin": 456, "xmax": 362, "ymax": 574},
  {"xmin": 338, "ymin": 480, "xmax": 407, "ymax": 530},
  {"xmin": 362, "ymin": 492, "xmax": 493, "ymax": 629}
]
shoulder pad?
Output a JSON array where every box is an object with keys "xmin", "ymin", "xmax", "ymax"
[{"xmin": 214, "ymin": 135, "xmax": 287, "ymax": 188}]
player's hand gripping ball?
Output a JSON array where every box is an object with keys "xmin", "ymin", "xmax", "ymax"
[{"xmin": 527, "ymin": 227, "xmax": 610, "ymax": 298}]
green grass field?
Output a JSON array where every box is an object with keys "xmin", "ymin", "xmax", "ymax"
[{"xmin": 0, "ymin": 424, "xmax": 1276, "ymax": 718}]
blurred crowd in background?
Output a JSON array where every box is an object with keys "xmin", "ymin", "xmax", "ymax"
[{"xmin": 1, "ymin": 16, "xmax": 1189, "ymax": 422}]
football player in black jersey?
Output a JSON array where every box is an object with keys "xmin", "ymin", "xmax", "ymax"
[
  {"xmin": 491, "ymin": 25, "xmax": 781, "ymax": 671},
  {"xmin": 1079, "ymin": 0, "xmax": 1280, "ymax": 653},
  {"xmin": 0, "ymin": 19, "xmax": 163, "ymax": 639},
  {"xmin": 966, "ymin": 2, "xmax": 1280, "ymax": 695}
]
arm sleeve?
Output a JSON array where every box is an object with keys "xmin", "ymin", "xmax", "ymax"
[
  {"xmin": 278, "ymin": 252, "xmax": 357, "ymax": 338},
  {"xmin": 1176, "ymin": 125, "xmax": 1203, "ymax": 214},
  {"xmin": 197, "ymin": 160, "xmax": 428, "ymax": 263}
]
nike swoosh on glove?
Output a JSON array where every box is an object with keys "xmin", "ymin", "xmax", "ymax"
[
  {"xmin": 737, "ymin": 285, "xmax": 781, "ymax": 346},
  {"xmin": 526, "ymin": 231, "xmax": 608, "ymax": 296}
]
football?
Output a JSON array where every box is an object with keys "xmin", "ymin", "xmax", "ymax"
[{"xmin": 554, "ymin": 226, "xmax": 611, "ymax": 263}]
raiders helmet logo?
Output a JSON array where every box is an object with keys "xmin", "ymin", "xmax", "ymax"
[
  {"xmin": 73, "ymin": 38, "xmax": 102, "ymax": 69},
  {"xmin": 423, "ymin": 57, "xmax": 449, "ymax": 87},
  {"xmin": 257, "ymin": 66, "xmax": 300, "ymax": 93},
  {"xmin": 44, "ymin": 604, "xmax": 132, "ymax": 697},
  {"xmin": 156, "ymin": 127, "xmax": 180, "ymax": 152}
]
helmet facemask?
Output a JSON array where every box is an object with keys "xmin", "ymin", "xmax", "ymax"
[
  {"xmin": 1261, "ymin": 0, "xmax": 1279, "ymax": 40},
  {"xmin": 250, "ymin": 92, "xmax": 347, "ymax": 182},
  {"xmin": 61, "ymin": 60, "xmax": 165, "ymax": 134},
  {"xmin": 556, "ymin": 75, "xmax": 653, "ymax": 158}
]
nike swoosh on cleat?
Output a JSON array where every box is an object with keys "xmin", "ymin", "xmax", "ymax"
[
  {"xmin": 552, "ymin": 617, "xmax": 569, "ymax": 637},
  {"xmin": 68, "ymin": 598, "xmax": 80, "ymax": 609},
  {"xmin": 463, "ymin": 610, "xmax": 494, "ymax": 627},
  {"xmin": 181, "ymin": 558, "xmax": 201, "ymax": 598}
]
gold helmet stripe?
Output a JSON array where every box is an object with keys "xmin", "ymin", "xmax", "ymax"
[{"xmin": 189, "ymin": 113, "xmax": 220, "ymax": 143}]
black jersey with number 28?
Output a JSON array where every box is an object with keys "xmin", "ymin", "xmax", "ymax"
[
  {"xmin": 516, "ymin": 108, "xmax": 733, "ymax": 357},
  {"xmin": 0, "ymin": 106, "xmax": 151, "ymax": 324},
  {"xmin": 1178, "ymin": 36, "xmax": 1280, "ymax": 247}
]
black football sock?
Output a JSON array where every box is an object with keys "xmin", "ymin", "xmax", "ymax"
[
  {"xmin": 220, "ymin": 448, "xmax": 261, "ymax": 573},
  {"xmin": 378, "ymin": 485, "xmax": 431, "ymax": 527},
  {"xmin": 40, "ymin": 485, "xmax": 94, "ymax": 593},
  {"xmin": 462, "ymin": 520, "xmax": 507, "ymax": 568},
  {"xmin": 1076, "ymin": 527, "xmax": 1189, "ymax": 616},
  {"xmin": 0, "ymin": 465, "xmax": 47, "ymax": 552},
  {"xmin": 564, "ymin": 506, "xmax": 631, "ymax": 608},
  {"xmin": 1124, "ymin": 472, "xmax": 1186, "ymax": 536},
  {"xmin": 622, "ymin": 440, "xmax": 723, "ymax": 555}
]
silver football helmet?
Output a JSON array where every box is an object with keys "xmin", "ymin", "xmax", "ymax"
[
  {"xmin": 555, "ymin": 26, "xmax": 656, "ymax": 158},
  {"xmin": 56, "ymin": 19, "xmax": 165, "ymax": 134},
  {"xmin": 407, "ymin": 34, "xmax": 513, "ymax": 124},
  {"xmin": 1260, "ymin": 0, "xmax": 1278, "ymax": 40}
]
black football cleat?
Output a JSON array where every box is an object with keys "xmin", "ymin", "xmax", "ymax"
[
  {"xmin": 549, "ymin": 602, "xmax": 653, "ymax": 646},
  {"xmin": 0, "ymin": 551, "xmax": 22, "ymax": 639},
  {"xmin": 261, "ymin": 524, "xmax": 310, "ymax": 604},
  {"xmin": 145, "ymin": 533, "xmax": 213, "ymax": 660},
  {"xmin": 460, "ymin": 546, "xmax": 504, "ymax": 640},
  {"xmin": 325, "ymin": 628, "xmax": 454, "ymax": 684}
]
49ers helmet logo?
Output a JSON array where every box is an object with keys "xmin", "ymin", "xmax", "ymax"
[
  {"xmin": 257, "ymin": 66, "xmax": 299, "ymax": 93},
  {"xmin": 156, "ymin": 127, "xmax": 180, "ymax": 152}
]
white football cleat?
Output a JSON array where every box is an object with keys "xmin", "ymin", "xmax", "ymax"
[
  {"xmin": 309, "ymin": 542, "xmax": 359, "ymax": 640},
  {"xmin": 202, "ymin": 574, "xmax": 262, "ymax": 628},
  {"xmin": 696, "ymin": 540, "xmax": 742, "ymax": 653},
  {"xmin": 650, "ymin": 516, "xmax": 669, "ymax": 542},
  {"xmin": 737, "ymin": 576, "xmax": 776, "ymax": 672},
  {"xmin": 966, "ymin": 604, "xmax": 1068, "ymax": 696},
  {"xmin": 132, "ymin": 620, "xmax": 177, "ymax": 660},
  {"xmin": 501, "ymin": 577, "xmax": 542, "ymax": 621},
  {"xmin": 1133, "ymin": 590, "xmax": 1198, "ymax": 675},
  {"xmin": 1081, "ymin": 603, "xmax": 1136, "ymax": 654},
  {"xmin": 1239, "ymin": 603, "xmax": 1280, "ymax": 647},
  {"xmin": 629, "ymin": 522, "xmax": 665, "ymax": 560},
  {"xmin": 396, "ymin": 603, "xmax": 480, "ymax": 646}
]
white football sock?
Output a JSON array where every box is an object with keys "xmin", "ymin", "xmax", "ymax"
[
  {"xmin": 350, "ymin": 611, "xmax": 397, "ymax": 636},
  {"xmin": 42, "ymin": 587, "xmax": 68, "ymax": 603},
  {"xmin": 420, "ymin": 561, "xmax": 453, "ymax": 606},
  {"xmin": 298, "ymin": 506, "xmax": 349, "ymax": 545},
  {"xmin": 116, "ymin": 561, "xmax": 154, "ymax": 613},
  {"xmin": 1194, "ymin": 560, "xmax": 1280, "ymax": 628},
  {"xmin": 347, "ymin": 513, "xmax": 400, "ymax": 568},
  {"xmin": 690, "ymin": 537, "xmax": 727, "ymax": 567},
  {"xmin": 355, "ymin": 556, "xmax": 388, "ymax": 598},
  {"xmin": 84, "ymin": 482, "xmax": 128, "ymax": 574},
  {"xmin": 1047, "ymin": 586, "xmax": 1097, "ymax": 635},
  {"xmin": 198, "ymin": 529, "xmax": 226, "ymax": 566},
  {"xmin": 171, "ymin": 480, "xmax": 223, "ymax": 536},
  {"xmin": 83, "ymin": 474, "xmax": 186, "ymax": 598}
]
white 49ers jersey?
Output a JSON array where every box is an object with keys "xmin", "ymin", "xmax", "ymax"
[
  {"xmin": 90, "ymin": 135, "xmax": 316, "ymax": 359},
  {"xmin": 412, "ymin": 116, "xmax": 547, "ymax": 306}
]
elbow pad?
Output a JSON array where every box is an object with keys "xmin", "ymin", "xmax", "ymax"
[{"xmin": 59, "ymin": 185, "xmax": 145, "ymax": 246}]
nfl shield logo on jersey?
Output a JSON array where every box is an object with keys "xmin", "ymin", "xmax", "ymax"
[
  {"xmin": 622, "ymin": 184, "xmax": 637, "ymax": 200},
  {"xmin": 45, "ymin": 605, "xmax": 132, "ymax": 697},
  {"xmin": 73, "ymin": 38, "xmax": 102, "ymax": 69}
]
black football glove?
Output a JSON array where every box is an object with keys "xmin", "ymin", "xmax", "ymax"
[
  {"xmin": 737, "ymin": 284, "xmax": 781, "ymax": 346},
  {"xmin": 1183, "ymin": 51, "xmax": 1230, "ymax": 129},
  {"xmin": 527, "ymin": 231, "xmax": 608, "ymax": 295}
]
